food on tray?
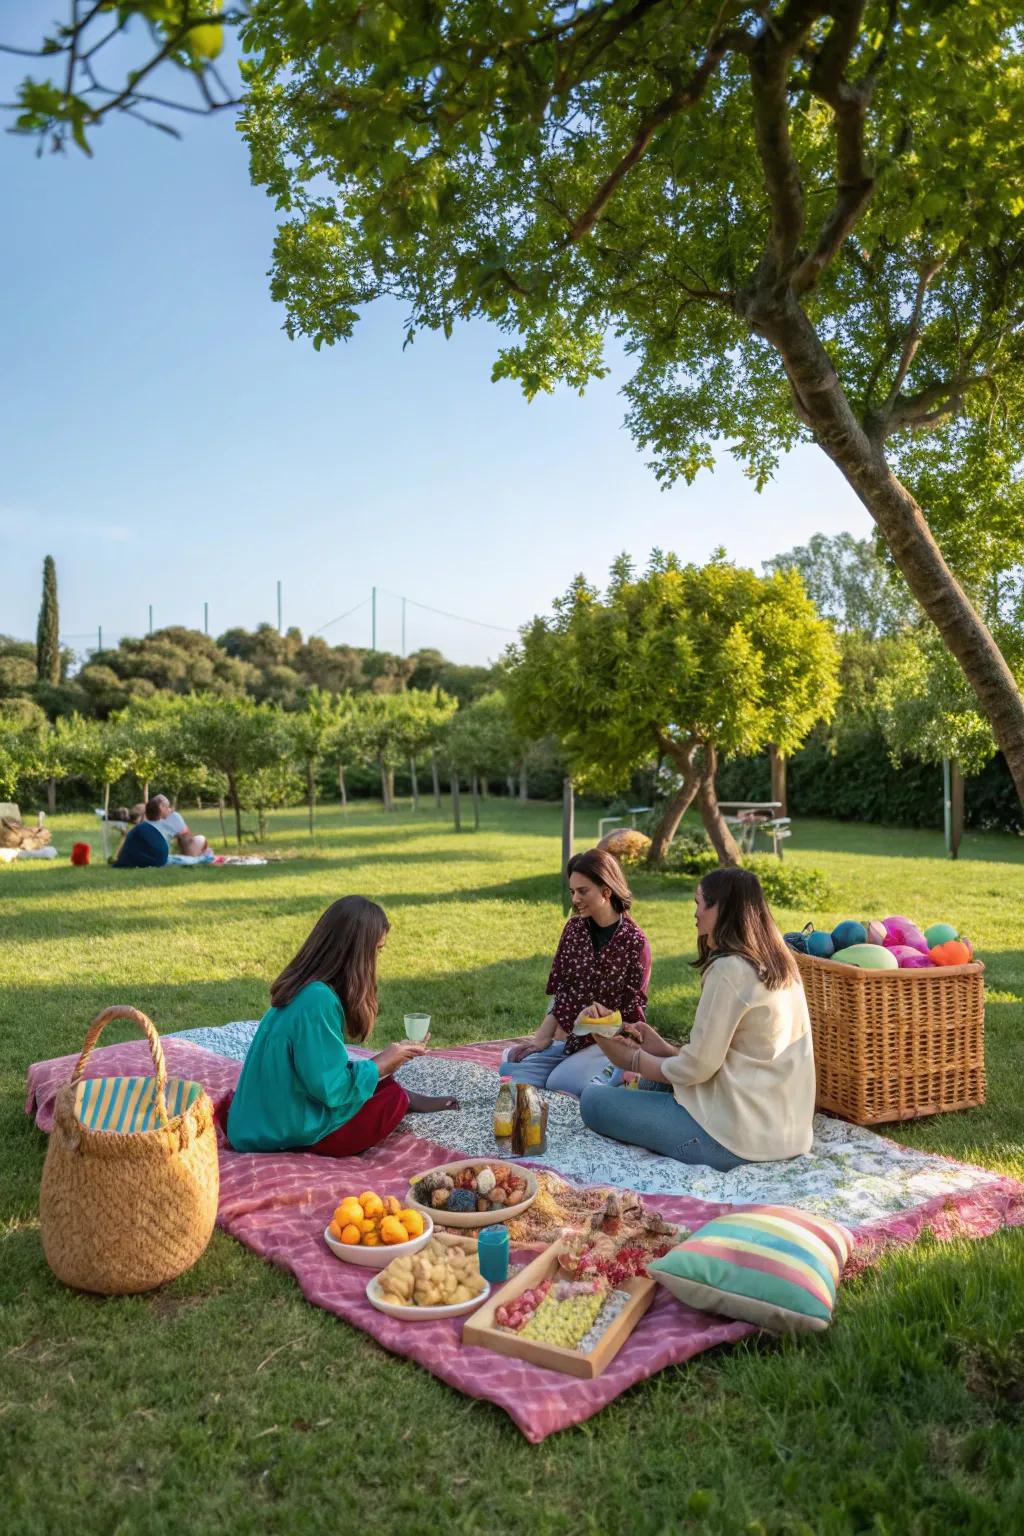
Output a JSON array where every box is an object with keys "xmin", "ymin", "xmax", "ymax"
[
  {"xmin": 494, "ymin": 1276, "xmax": 635, "ymax": 1354},
  {"xmin": 573, "ymin": 1009, "xmax": 623, "ymax": 1035},
  {"xmin": 557, "ymin": 1193, "xmax": 679, "ymax": 1286},
  {"xmin": 505, "ymin": 1172, "xmax": 611, "ymax": 1247},
  {"xmin": 413, "ymin": 1163, "xmax": 530, "ymax": 1214},
  {"xmin": 329, "ymin": 1190, "xmax": 425, "ymax": 1247},
  {"xmin": 376, "ymin": 1237, "xmax": 485, "ymax": 1308}
]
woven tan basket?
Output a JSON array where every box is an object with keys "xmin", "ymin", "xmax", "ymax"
[
  {"xmin": 795, "ymin": 951, "xmax": 985, "ymax": 1126},
  {"xmin": 39, "ymin": 1006, "xmax": 219, "ymax": 1295}
]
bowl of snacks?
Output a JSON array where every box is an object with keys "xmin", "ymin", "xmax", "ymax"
[
  {"xmin": 324, "ymin": 1189, "xmax": 432, "ymax": 1269},
  {"xmin": 407, "ymin": 1159, "xmax": 538, "ymax": 1228},
  {"xmin": 367, "ymin": 1233, "xmax": 490, "ymax": 1320}
]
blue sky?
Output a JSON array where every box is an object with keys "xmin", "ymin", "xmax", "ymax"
[{"xmin": 1, "ymin": 10, "xmax": 870, "ymax": 667}]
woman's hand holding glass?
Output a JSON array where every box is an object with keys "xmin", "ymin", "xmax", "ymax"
[{"xmin": 376, "ymin": 1038, "xmax": 429, "ymax": 1076}]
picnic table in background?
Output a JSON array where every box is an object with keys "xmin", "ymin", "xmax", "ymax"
[
  {"xmin": 718, "ymin": 801, "xmax": 791, "ymax": 859},
  {"xmin": 597, "ymin": 806, "xmax": 652, "ymax": 841}
]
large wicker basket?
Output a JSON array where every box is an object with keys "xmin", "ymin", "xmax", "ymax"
[
  {"xmin": 39, "ymin": 1006, "xmax": 219, "ymax": 1294},
  {"xmin": 794, "ymin": 951, "xmax": 985, "ymax": 1126}
]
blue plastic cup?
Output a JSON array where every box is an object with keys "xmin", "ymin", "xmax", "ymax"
[{"xmin": 477, "ymin": 1224, "xmax": 510, "ymax": 1284}]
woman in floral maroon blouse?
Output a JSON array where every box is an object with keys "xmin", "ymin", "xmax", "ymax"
[{"xmin": 503, "ymin": 848, "xmax": 651, "ymax": 1096}]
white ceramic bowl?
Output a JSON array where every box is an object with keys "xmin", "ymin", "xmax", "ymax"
[
  {"xmin": 323, "ymin": 1211, "xmax": 433, "ymax": 1269},
  {"xmin": 406, "ymin": 1159, "xmax": 539, "ymax": 1229},
  {"xmin": 365, "ymin": 1236, "xmax": 491, "ymax": 1320}
]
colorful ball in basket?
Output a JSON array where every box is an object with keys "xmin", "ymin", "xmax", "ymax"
[
  {"xmin": 866, "ymin": 920, "xmax": 888, "ymax": 946},
  {"xmin": 924, "ymin": 922, "xmax": 959, "ymax": 948},
  {"xmin": 886, "ymin": 944, "xmax": 935, "ymax": 969},
  {"xmin": 805, "ymin": 930, "xmax": 835, "ymax": 959},
  {"xmin": 830, "ymin": 920, "xmax": 866, "ymax": 952},
  {"xmin": 882, "ymin": 916, "xmax": 929, "ymax": 954},
  {"xmin": 784, "ymin": 930, "xmax": 810, "ymax": 954},
  {"xmin": 930, "ymin": 939, "xmax": 973, "ymax": 967},
  {"xmin": 836, "ymin": 943, "xmax": 898, "ymax": 970}
]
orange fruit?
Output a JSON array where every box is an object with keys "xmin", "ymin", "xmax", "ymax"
[
  {"xmin": 398, "ymin": 1208, "xmax": 424, "ymax": 1238},
  {"xmin": 328, "ymin": 1218, "xmax": 344, "ymax": 1241},
  {"xmin": 339, "ymin": 1223, "xmax": 362, "ymax": 1246},
  {"xmin": 383, "ymin": 1195, "xmax": 402, "ymax": 1217},
  {"xmin": 337, "ymin": 1198, "xmax": 364, "ymax": 1225},
  {"xmin": 359, "ymin": 1192, "xmax": 384, "ymax": 1219},
  {"xmin": 380, "ymin": 1215, "xmax": 408, "ymax": 1245},
  {"xmin": 362, "ymin": 1232, "xmax": 381, "ymax": 1247},
  {"xmin": 359, "ymin": 1217, "xmax": 376, "ymax": 1235}
]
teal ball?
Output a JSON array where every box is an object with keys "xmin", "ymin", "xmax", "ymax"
[
  {"xmin": 831, "ymin": 920, "xmax": 867, "ymax": 951},
  {"xmin": 924, "ymin": 922, "xmax": 958, "ymax": 948},
  {"xmin": 806, "ymin": 930, "xmax": 835, "ymax": 959}
]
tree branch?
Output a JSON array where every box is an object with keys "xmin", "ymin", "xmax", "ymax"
[
  {"xmin": 569, "ymin": 27, "xmax": 752, "ymax": 243},
  {"xmin": 886, "ymin": 371, "xmax": 995, "ymax": 434},
  {"xmin": 882, "ymin": 256, "xmax": 947, "ymax": 411}
]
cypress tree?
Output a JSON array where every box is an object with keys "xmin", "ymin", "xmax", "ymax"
[{"xmin": 36, "ymin": 555, "xmax": 60, "ymax": 685}]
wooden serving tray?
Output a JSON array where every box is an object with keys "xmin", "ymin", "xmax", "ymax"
[{"xmin": 462, "ymin": 1238, "xmax": 656, "ymax": 1379}]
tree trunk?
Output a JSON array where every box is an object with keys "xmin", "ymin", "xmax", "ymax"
[
  {"xmin": 561, "ymin": 777, "xmax": 574, "ymax": 914},
  {"xmin": 47, "ymin": 776, "xmax": 56, "ymax": 815},
  {"xmin": 695, "ymin": 746, "xmax": 742, "ymax": 867},
  {"xmin": 338, "ymin": 763, "xmax": 347, "ymax": 813},
  {"xmin": 451, "ymin": 770, "xmax": 461, "ymax": 832},
  {"xmin": 386, "ymin": 764, "xmax": 396, "ymax": 810},
  {"xmin": 506, "ymin": 774, "xmax": 516, "ymax": 797},
  {"xmin": 217, "ymin": 796, "xmax": 228, "ymax": 849},
  {"xmin": 646, "ymin": 740, "xmax": 700, "ymax": 867},
  {"xmin": 378, "ymin": 753, "xmax": 390, "ymax": 811},
  {"xmin": 768, "ymin": 743, "xmax": 787, "ymax": 817},
  {"xmin": 306, "ymin": 762, "xmax": 316, "ymax": 836},
  {"xmin": 101, "ymin": 780, "xmax": 111, "ymax": 861},
  {"xmin": 258, "ymin": 805, "xmax": 267, "ymax": 841},
  {"xmin": 755, "ymin": 294, "xmax": 1024, "ymax": 804},
  {"xmin": 226, "ymin": 772, "xmax": 243, "ymax": 848},
  {"xmin": 471, "ymin": 772, "xmax": 481, "ymax": 830},
  {"xmin": 410, "ymin": 756, "xmax": 420, "ymax": 812},
  {"xmin": 519, "ymin": 759, "xmax": 528, "ymax": 803},
  {"xmin": 431, "ymin": 751, "xmax": 442, "ymax": 808},
  {"xmin": 480, "ymin": 777, "xmax": 489, "ymax": 800},
  {"xmin": 142, "ymin": 780, "xmax": 150, "ymax": 803},
  {"xmin": 197, "ymin": 796, "xmax": 203, "ymax": 812}
]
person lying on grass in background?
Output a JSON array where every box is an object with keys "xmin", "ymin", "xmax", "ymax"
[
  {"xmin": 502, "ymin": 847, "xmax": 651, "ymax": 1097},
  {"xmin": 224, "ymin": 896, "xmax": 457, "ymax": 1158},
  {"xmin": 148, "ymin": 793, "xmax": 209, "ymax": 856},
  {"xmin": 579, "ymin": 867, "xmax": 815, "ymax": 1171}
]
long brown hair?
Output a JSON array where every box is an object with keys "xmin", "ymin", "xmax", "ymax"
[
  {"xmin": 566, "ymin": 848, "xmax": 633, "ymax": 914},
  {"xmin": 694, "ymin": 867, "xmax": 797, "ymax": 989},
  {"xmin": 271, "ymin": 896, "xmax": 390, "ymax": 1041}
]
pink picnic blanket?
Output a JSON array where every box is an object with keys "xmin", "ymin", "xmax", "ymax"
[{"xmin": 25, "ymin": 1036, "xmax": 1024, "ymax": 1442}]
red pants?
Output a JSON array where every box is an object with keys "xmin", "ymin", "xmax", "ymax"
[{"xmin": 217, "ymin": 1076, "xmax": 409, "ymax": 1158}]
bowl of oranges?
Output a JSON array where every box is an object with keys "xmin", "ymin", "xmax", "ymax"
[{"xmin": 324, "ymin": 1190, "xmax": 432, "ymax": 1269}]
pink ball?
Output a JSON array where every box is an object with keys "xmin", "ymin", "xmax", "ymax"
[
  {"xmin": 866, "ymin": 920, "xmax": 888, "ymax": 946},
  {"xmin": 887, "ymin": 945, "xmax": 935, "ymax": 969},
  {"xmin": 882, "ymin": 915, "xmax": 929, "ymax": 954}
]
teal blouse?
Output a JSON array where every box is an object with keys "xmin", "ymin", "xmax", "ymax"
[{"xmin": 226, "ymin": 980, "xmax": 380, "ymax": 1152}]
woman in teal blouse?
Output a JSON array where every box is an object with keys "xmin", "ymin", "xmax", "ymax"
[{"xmin": 226, "ymin": 896, "xmax": 455, "ymax": 1157}]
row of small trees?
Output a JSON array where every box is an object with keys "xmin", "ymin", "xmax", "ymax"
[{"xmin": 0, "ymin": 686, "xmax": 535, "ymax": 845}]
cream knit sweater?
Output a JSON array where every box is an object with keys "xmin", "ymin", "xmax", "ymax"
[{"xmin": 660, "ymin": 953, "xmax": 815, "ymax": 1161}]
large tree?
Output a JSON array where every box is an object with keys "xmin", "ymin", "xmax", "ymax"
[
  {"xmin": 506, "ymin": 552, "xmax": 839, "ymax": 865},
  {"xmin": 35, "ymin": 556, "xmax": 60, "ymax": 687},
  {"xmin": 11, "ymin": 4, "xmax": 1024, "ymax": 792},
  {"xmin": 230, "ymin": 0, "xmax": 1024, "ymax": 802}
]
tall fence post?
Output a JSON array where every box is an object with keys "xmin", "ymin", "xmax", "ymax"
[{"xmin": 561, "ymin": 776, "xmax": 574, "ymax": 914}]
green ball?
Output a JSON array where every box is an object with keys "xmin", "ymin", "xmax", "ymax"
[
  {"xmin": 838, "ymin": 943, "xmax": 898, "ymax": 971},
  {"xmin": 924, "ymin": 922, "xmax": 958, "ymax": 947}
]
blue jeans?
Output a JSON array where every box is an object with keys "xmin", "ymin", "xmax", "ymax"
[
  {"xmin": 503, "ymin": 1040, "xmax": 623, "ymax": 1097},
  {"xmin": 579, "ymin": 1080, "xmax": 750, "ymax": 1172}
]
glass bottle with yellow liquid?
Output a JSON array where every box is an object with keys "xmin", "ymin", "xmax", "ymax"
[{"xmin": 493, "ymin": 1076, "xmax": 515, "ymax": 1155}]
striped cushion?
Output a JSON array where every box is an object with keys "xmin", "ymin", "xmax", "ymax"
[
  {"xmin": 73, "ymin": 1076, "xmax": 203, "ymax": 1134},
  {"xmin": 648, "ymin": 1205, "xmax": 853, "ymax": 1334}
]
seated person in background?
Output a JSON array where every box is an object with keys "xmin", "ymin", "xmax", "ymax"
[
  {"xmin": 114, "ymin": 799, "xmax": 170, "ymax": 867},
  {"xmin": 128, "ymin": 803, "xmax": 145, "ymax": 825},
  {"xmin": 149, "ymin": 793, "xmax": 209, "ymax": 856}
]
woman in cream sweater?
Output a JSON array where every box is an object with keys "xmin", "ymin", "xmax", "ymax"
[{"xmin": 579, "ymin": 867, "xmax": 815, "ymax": 1169}]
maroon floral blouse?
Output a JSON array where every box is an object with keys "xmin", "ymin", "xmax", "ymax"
[{"xmin": 546, "ymin": 915, "xmax": 652, "ymax": 1057}]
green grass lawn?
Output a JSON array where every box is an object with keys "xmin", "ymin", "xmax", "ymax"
[{"xmin": 2, "ymin": 800, "xmax": 1024, "ymax": 1535}]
